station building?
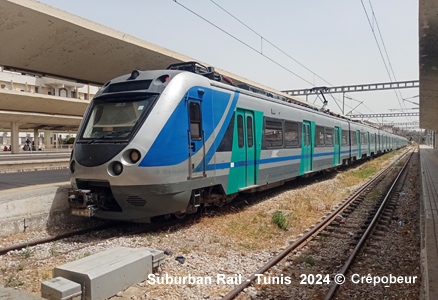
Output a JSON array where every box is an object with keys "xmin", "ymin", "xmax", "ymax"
[{"xmin": 0, "ymin": 66, "xmax": 98, "ymax": 151}]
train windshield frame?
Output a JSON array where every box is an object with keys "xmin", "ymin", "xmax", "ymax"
[{"xmin": 78, "ymin": 94, "xmax": 158, "ymax": 142}]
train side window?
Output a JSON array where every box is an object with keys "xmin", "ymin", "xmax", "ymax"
[
  {"xmin": 350, "ymin": 130, "xmax": 357, "ymax": 145},
  {"xmin": 217, "ymin": 113, "xmax": 235, "ymax": 152},
  {"xmin": 189, "ymin": 102, "xmax": 202, "ymax": 140},
  {"xmin": 247, "ymin": 116, "xmax": 253, "ymax": 148},
  {"xmin": 361, "ymin": 133, "xmax": 366, "ymax": 144},
  {"xmin": 264, "ymin": 118, "xmax": 283, "ymax": 149},
  {"xmin": 342, "ymin": 130, "xmax": 349, "ymax": 146},
  {"xmin": 237, "ymin": 115, "xmax": 244, "ymax": 148},
  {"xmin": 285, "ymin": 121, "xmax": 299, "ymax": 148},
  {"xmin": 325, "ymin": 127, "xmax": 333, "ymax": 146},
  {"xmin": 315, "ymin": 126, "xmax": 325, "ymax": 147}
]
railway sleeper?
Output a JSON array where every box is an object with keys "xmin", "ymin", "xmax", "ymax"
[
  {"xmin": 381, "ymin": 216, "xmax": 393, "ymax": 224},
  {"xmin": 373, "ymin": 230, "xmax": 386, "ymax": 237},
  {"xmin": 382, "ymin": 211, "xmax": 392, "ymax": 218},
  {"xmin": 376, "ymin": 225, "xmax": 389, "ymax": 232},
  {"xmin": 365, "ymin": 248, "xmax": 379, "ymax": 255},
  {"xmin": 379, "ymin": 220, "xmax": 391, "ymax": 226}
]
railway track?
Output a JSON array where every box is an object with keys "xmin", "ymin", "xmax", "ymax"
[
  {"xmin": 0, "ymin": 148, "xmax": 416, "ymax": 299},
  {"xmin": 223, "ymin": 147, "xmax": 416, "ymax": 300},
  {"xmin": 0, "ymin": 217, "xmax": 191, "ymax": 257},
  {"xmin": 0, "ymin": 152, "xmax": 387, "ymax": 257}
]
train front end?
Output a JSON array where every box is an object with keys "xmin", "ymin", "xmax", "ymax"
[{"xmin": 67, "ymin": 69, "xmax": 199, "ymax": 222}]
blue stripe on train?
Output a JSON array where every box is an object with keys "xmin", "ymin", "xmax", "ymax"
[
  {"xmin": 208, "ymin": 149, "xmax": 355, "ymax": 170},
  {"xmin": 140, "ymin": 87, "xmax": 236, "ymax": 167}
]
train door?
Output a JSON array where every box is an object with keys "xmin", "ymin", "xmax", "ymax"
[
  {"xmin": 188, "ymin": 100, "xmax": 205, "ymax": 179},
  {"xmin": 374, "ymin": 133, "xmax": 377, "ymax": 154},
  {"xmin": 244, "ymin": 111, "xmax": 256, "ymax": 186},
  {"xmin": 300, "ymin": 120, "xmax": 313, "ymax": 174},
  {"xmin": 367, "ymin": 132, "xmax": 371, "ymax": 156},
  {"xmin": 233, "ymin": 109, "xmax": 256, "ymax": 188},
  {"xmin": 226, "ymin": 109, "xmax": 263, "ymax": 194},
  {"xmin": 378, "ymin": 134, "xmax": 382, "ymax": 153},
  {"xmin": 356, "ymin": 130, "xmax": 362, "ymax": 158},
  {"xmin": 334, "ymin": 126, "xmax": 341, "ymax": 166}
]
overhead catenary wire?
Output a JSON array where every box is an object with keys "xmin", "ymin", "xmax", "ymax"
[
  {"xmin": 209, "ymin": 0, "xmax": 334, "ymax": 87},
  {"xmin": 172, "ymin": 0, "xmax": 314, "ymax": 86},
  {"xmin": 209, "ymin": 0, "xmax": 376, "ymax": 116},
  {"xmin": 208, "ymin": 0, "xmax": 381, "ymax": 120},
  {"xmin": 369, "ymin": 1, "xmax": 407, "ymax": 112},
  {"xmin": 360, "ymin": 0, "xmax": 411, "ymax": 122},
  {"xmin": 361, "ymin": 0, "xmax": 393, "ymax": 82},
  {"xmin": 209, "ymin": 0, "xmax": 399, "ymax": 121},
  {"xmin": 173, "ymin": 0, "xmax": 406, "ymax": 123}
]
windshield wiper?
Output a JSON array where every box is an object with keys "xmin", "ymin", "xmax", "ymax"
[
  {"xmin": 101, "ymin": 130, "xmax": 131, "ymax": 138},
  {"xmin": 86, "ymin": 131, "xmax": 131, "ymax": 143}
]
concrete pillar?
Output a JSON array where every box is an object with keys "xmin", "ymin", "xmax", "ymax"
[
  {"xmin": 43, "ymin": 130, "xmax": 52, "ymax": 150},
  {"xmin": 434, "ymin": 131, "xmax": 436, "ymax": 149},
  {"xmin": 10, "ymin": 122, "xmax": 19, "ymax": 154},
  {"xmin": 33, "ymin": 128, "xmax": 39, "ymax": 151},
  {"xmin": 55, "ymin": 133, "xmax": 59, "ymax": 149}
]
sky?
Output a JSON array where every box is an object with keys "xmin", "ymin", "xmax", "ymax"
[{"xmin": 37, "ymin": 0, "xmax": 420, "ymax": 128}]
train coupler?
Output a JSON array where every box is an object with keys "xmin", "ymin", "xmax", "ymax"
[{"xmin": 68, "ymin": 189, "xmax": 99, "ymax": 217}]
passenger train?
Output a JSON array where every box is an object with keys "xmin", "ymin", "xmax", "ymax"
[{"xmin": 67, "ymin": 62, "xmax": 408, "ymax": 222}]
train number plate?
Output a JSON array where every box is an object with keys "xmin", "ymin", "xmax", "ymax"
[{"xmin": 71, "ymin": 208, "xmax": 93, "ymax": 217}]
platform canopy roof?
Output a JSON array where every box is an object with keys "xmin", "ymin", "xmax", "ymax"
[
  {"xmin": 0, "ymin": 89, "xmax": 87, "ymax": 131},
  {"xmin": 0, "ymin": 0, "xmax": 191, "ymax": 85},
  {"xmin": 0, "ymin": 0, "xmax": 309, "ymax": 132},
  {"xmin": 420, "ymin": 0, "xmax": 438, "ymax": 131},
  {"xmin": 2, "ymin": 0, "xmax": 433, "ymax": 133}
]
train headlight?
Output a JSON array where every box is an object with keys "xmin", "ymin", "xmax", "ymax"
[
  {"xmin": 70, "ymin": 160, "xmax": 75, "ymax": 174},
  {"xmin": 109, "ymin": 161, "xmax": 123, "ymax": 176},
  {"xmin": 122, "ymin": 149, "xmax": 142, "ymax": 165},
  {"xmin": 129, "ymin": 149, "xmax": 141, "ymax": 163}
]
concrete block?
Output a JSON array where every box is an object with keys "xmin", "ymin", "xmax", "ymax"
[
  {"xmin": 41, "ymin": 277, "xmax": 81, "ymax": 300},
  {"xmin": 53, "ymin": 247, "xmax": 155, "ymax": 300},
  {"xmin": 147, "ymin": 248, "xmax": 165, "ymax": 268}
]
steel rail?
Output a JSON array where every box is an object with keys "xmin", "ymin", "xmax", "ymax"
[
  {"xmin": 0, "ymin": 216, "xmax": 186, "ymax": 256},
  {"xmin": 221, "ymin": 148, "xmax": 412, "ymax": 300},
  {"xmin": 0, "ymin": 223, "xmax": 115, "ymax": 255},
  {"xmin": 323, "ymin": 149, "xmax": 414, "ymax": 300}
]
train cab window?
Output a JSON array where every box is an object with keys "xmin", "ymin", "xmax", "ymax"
[
  {"xmin": 237, "ymin": 115, "xmax": 244, "ymax": 148},
  {"xmin": 285, "ymin": 121, "xmax": 299, "ymax": 147},
  {"xmin": 264, "ymin": 118, "xmax": 283, "ymax": 149},
  {"xmin": 325, "ymin": 128, "xmax": 333, "ymax": 146},
  {"xmin": 81, "ymin": 95, "xmax": 157, "ymax": 140},
  {"xmin": 342, "ymin": 130, "xmax": 349, "ymax": 146},
  {"xmin": 189, "ymin": 102, "xmax": 202, "ymax": 140},
  {"xmin": 315, "ymin": 126, "xmax": 325, "ymax": 147}
]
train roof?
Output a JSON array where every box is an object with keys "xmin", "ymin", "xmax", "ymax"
[{"xmin": 95, "ymin": 63, "xmax": 404, "ymax": 138}]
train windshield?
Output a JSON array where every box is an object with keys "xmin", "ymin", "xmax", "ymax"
[{"xmin": 81, "ymin": 95, "xmax": 157, "ymax": 140}]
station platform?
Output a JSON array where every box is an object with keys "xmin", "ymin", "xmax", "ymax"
[
  {"xmin": 420, "ymin": 145, "xmax": 438, "ymax": 299},
  {"xmin": 0, "ymin": 149, "xmax": 70, "ymax": 173}
]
